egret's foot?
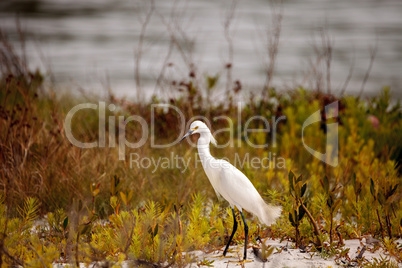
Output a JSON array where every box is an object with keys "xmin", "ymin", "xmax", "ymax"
[
  {"xmin": 221, "ymin": 247, "xmax": 237, "ymax": 257},
  {"xmin": 227, "ymin": 259, "xmax": 253, "ymax": 264},
  {"xmin": 212, "ymin": 254, "xmax": 234, "ymax": 260}
]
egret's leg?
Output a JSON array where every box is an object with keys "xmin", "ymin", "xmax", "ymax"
[
  {"xmin": 240, "ymin": 211, "xmax": 248, "ymax": 260},
  {"xmin": 223, "ymin": 207, "xmax": 237, "ymax": 256}
]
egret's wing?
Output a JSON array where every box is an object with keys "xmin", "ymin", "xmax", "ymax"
[
  {"xmin": 200, "ymin": 158, "xmax": 224, "ymax": 201},
  {"xmin": 213, "ymin": 189, "xmax": 223, "ymax": 201},
  {"xmin": 217, "ymin": 160, "xmax": 261, "ymax": 212}
]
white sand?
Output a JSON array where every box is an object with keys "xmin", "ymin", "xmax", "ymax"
[{"xmin": 186, "ymin": 239, "xmax": 402, "ymax": 268}]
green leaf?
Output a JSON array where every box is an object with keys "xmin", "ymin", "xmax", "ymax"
[
  {"xmin": 327, "ymin": 195, "xmax": 334, "ymax": 208},
  {"xmin": 114, "ymin": 175, "xmax": 120, "ymax": 188},
  {"xmin": 78, "ymin": 199, "xmax": 83, "ymax": 212},
  {"xmin": 388, "ymin": 184, "xmax": 398, "ymax": 198},
  {"xmin": 298, "ymin": 205, "xmax": 306, "ymax": 221},
  {"xmin": 295, "ymin": 183, "xmax": 301, "ymax": 198},
  {"xmin": 120, "ymin": 192, "xmax": 127, "ymax": 206},
  {"xmin": 288, "ymin": 171, "xmax": 295, "ymax": 192},
  {"xmin": 301, "ymin": 183, "xmax": 307, "ymax": 197},
  {"xmin": 206, "ymin": 75, "xmax": 219, "ymax": 90},
  {"xmin": 110, "ymin": 177, "xmax": 115, "ymax": 196},
  {"xmin": 79, "ymin": 224, "xmax": 92, "ymax": 235},
  {"xmin": 333, "ymin": 199, "xmax": 342, "ymax": 213},
  {"xmin": 296, "ymin": 175, "xmax": 303, "ymax": 184},
  {"xmin": 92, "ymin": 188, "xmax": 100, "ymax": 197},
  {"xmin": 370, "ymin": 178, "xmax": 376, "ymax": 199},
  {"xmin": 18, "ymin": 197, "xmax": 40, "ymax": 224},
  {"xmin": 378, "ymin": 192, "xmax": 385, "ymax": 206},
  {"xmin": 153, "ymin": 224, "xmax": 158, "ymax": 237},
  {"xmin": 264, "ymin": 245, "xmax": 275, "ymax": 259},
  {"xmin": 111, "ymin": 175, "xmax": 120, "ymax": 196},
  {"xmin": 63, "ymin": 217, "xmax": 69, "ymax": 231},
  {"xmin": 128, "ymin": 190, "xmax": 134, "ymax": 202},
  {"xmin": 289, "ymin": 212, "xmax": 295, "ymax": 226},
  {"xmin": 322, "ymin": 176, "xmax": 329, "ymax": 193},
  {"xmin": 357, "ymin": 182, "xmax": 362, "ymax": 195}
]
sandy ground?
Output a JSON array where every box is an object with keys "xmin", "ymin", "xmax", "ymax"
[
  {"xmin": 186, "ymin": 239, "xmax": 402, "ymax": 268},
  {"xmin": 49, "ymin": 237, "xmax": 401, "ymax": 267}
]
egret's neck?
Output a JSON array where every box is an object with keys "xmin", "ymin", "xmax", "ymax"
[{"xmin": 197, "ymin": 132, "xmax": 213, "ymax": 160}]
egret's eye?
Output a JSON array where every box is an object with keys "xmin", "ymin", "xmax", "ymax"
[{"xmin": 194, "ymin": 126, "xmax": 199, "ymax": 130}]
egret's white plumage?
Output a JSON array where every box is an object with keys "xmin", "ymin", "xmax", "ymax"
[{"xmin": 181, "ymin": 120, "xmax": 281, "ymax": 260}]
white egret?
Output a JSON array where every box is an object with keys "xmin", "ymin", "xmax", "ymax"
[{"xmin": 180, "ymin": 120, "xmax": 281, "ymax": 260}]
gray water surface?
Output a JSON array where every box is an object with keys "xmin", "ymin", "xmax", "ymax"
[{"xmin": 1, "ymin": 0, "xmax": 401, "ymax": 100}]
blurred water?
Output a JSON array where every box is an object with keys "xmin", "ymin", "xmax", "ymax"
[{"xmin": 1, "ymin": 0, "xmax": 402, "ymax": 99}]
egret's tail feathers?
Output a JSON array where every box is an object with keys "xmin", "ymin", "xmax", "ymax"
[{"xmin": 258, "ymin": 202, "xmax": 282, "ymax": 226}]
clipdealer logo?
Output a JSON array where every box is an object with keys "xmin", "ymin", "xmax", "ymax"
[{"xmin": 64, "ymin": 101, "xmax": 338, "ymax": 167}]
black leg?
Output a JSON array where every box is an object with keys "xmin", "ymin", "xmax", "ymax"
[
  {"xmin": 223, "ymin": 207, "xmax": 237, "ymax": 256},
  {"xmin": 240, "ymin": 211, "xmax": 248, "ymax": 260}
]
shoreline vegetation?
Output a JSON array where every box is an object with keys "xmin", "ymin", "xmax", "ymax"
[{"xmin": 1, "ymin": 25, "xmax": 401, "ymax": 267}]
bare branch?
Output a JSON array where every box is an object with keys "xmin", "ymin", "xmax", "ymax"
[
  {"xmin": 340, "ymin": 54, "xmax": 355, "ymax": 96},
  {"xmin": 134, "ymin": 0, "xmax": 155, "ymax": 101},
  {"xmin": 320, "ymin": 30, "xmax": 333, "ymax": 94},
  {"xmin": 303, "ymin": 27, "xmax": 334, "ymax": 94},
  {"xmin": 262, "ymin": 0, "xmax": 283, "ymax": 101},
  {"xmin": 153, "ymin": 41, "xmax": 174, "ymax": 97},
  {"xmin": 358, "ymin": 43, "xmax": 377, "ymax": 98},
  {"xmin": 158, "ymin": 0, "xmax": 195, "ymax": 69},
  {"xmin": 223, "ymin": 0, "xmax": 237, "ymax": 94}
]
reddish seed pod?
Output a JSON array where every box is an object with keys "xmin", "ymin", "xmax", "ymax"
[{"xmin": 233, "ymin": 80, "xmax": 242, "ymax": 93}]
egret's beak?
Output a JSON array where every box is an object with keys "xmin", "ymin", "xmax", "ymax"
[{"xmin": 180, "ymin": 129, "xmax": 194, "ymax": 142}]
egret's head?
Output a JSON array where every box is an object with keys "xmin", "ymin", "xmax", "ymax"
[{"xmin": 180, "ymin": 120, "xmax": 217, "ymax": 145}]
